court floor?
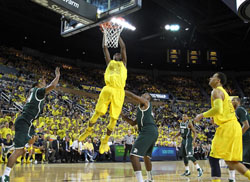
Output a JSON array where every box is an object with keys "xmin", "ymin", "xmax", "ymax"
[{"xmin": 0, "ymin": 160, "xmax": 248, "ymax": 182}]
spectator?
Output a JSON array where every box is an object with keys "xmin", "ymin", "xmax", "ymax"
[
  {"xmin": 61, "ymin": 136, "xmax": 71, "ymax": 163},
  {"xmin": 71, "ymin": 138, "xmax": 80, "ymax": 163},
  {"xmin": 52, "ymin": 136, "xmax": 61, "ymax": 162},
  {"xmin": 43, "ymin": 136, "xmax": 56, "ymax": 163},
  {"xmin": 84, "ymin": 138, "xmax": 94, "ymax": 162},
  {"xmin": 122, "ymin": 129, "xmax": 134, "ymax": 162},
  {"xmin": 92, "ymin": 138, "xmax": 99, "ymax": 161}
]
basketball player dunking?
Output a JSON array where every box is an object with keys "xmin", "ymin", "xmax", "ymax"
[
  {"xmin": 78, "ymin": 35, "xmax": 127, "ymax": 154},
  {"xmin": 195, "ymin": 72, "xmax": 250, "ymax": 182}
]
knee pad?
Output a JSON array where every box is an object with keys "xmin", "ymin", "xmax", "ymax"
[
  {"xmin": 209, "ymin": 156, "xmax": 221, "ymax": 177},
  {"xmin": 107, "ymin": 118, "xmax": 118, "ymax": 131}
]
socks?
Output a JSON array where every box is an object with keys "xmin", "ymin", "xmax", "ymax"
[
  {"xmin": 229, "ymin": 170, "xmax": 235, "ymax": 180},
  {"xmin": 146, "ymin": 171, "xmax": 153, "ymax": 180},
  {"xmin": 135, "ymin": 171, "xmax": 143, "ymax": 182},
  {"xmin": 185, "ymin": 166, "xmax": 190, "ymax": 171},
  {"xmin": 42, "ymin": 154, "xmax": 45, "ymax": 161},
  {"xmin": 212, "ymin": 179, "xmax": 221, "ymax": 182},
  {"xmin": 32, "ymin": 154, "xmax": 35, "ymax": 160},
  {"xmin": 195, "ymin": 163, "xmax": 200, "ymax": 170},
  {"xmin": 3, "ymin": 167, "xmax": 11, "ymax": 176},
  {"xmin": 244, "ymin": 170, "xmax": 250, "ymax": 180}
]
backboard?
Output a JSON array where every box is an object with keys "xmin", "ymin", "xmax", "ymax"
[{"xmin": 60, "ymin": 0, "xmax": 142, "ymax": 37}]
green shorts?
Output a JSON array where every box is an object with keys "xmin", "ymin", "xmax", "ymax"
[
  {"xmin": 14, "ymin": 115, "xmax": 35, "ymax": 149},
  {"xmin": 181, "ymin": 138, "xmax": 194, "ymax": 157},
  {"xmin": 131, "ymin": 129, "xmax": 158, "ymax": 158},
  {"xmin": 243, "ymin": 141, "xmax": 250, "ymax": 164}
]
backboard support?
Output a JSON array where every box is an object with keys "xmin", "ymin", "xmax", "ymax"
[
  {"xmin": 60, "ymin": 0, "xmax": 142, "ymax": 37},
  {"xmin": 31, "ymin": 0, "xmax": 98, "ymax": 25}
]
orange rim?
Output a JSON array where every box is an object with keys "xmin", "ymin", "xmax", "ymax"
[{"xmin": 100, "ymin": 17, "xmax": 125, "ymax": 30}]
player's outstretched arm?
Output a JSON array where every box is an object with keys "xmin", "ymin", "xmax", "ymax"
[
  {"xmin": 121, "ymin": 113, "xmax": 137, "ymax": 126},
  {"xmin": 119, "ymin": 37, "xmax": 127, "ymax": 66},
  {"xmin": 103, "ymin": 35, "xmax": 111, "ymax": 65},
  {"xmin": 125, "ymin": 90, "xmax": 148, "ymax": 107},
  {"xmin": 45, "ymin": 67, "xmax": 60, "ymax": 94},
  {"xmin": 194, "ymin": 89, "xmax": 224, "ymax": 122},
  {"xmin": 173, "ymin": 132, "xmax": 181, "ymax": 140}
]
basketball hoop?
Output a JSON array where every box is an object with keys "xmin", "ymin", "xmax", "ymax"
[{"xmin": 100, "ymin": 17, "xmax": 125, "ymax": 48}]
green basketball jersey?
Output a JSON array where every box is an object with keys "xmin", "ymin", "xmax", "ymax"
[
  {"xmin": 22, "ymin": 87, "xmax": 46, "ymax": 121},
  {"xmin": 136, "ymin": 102, "xmax": 157, "ymax": 132},
  {"xmin": 236, "ymin": 106, "xmax": 250, "ymax": 142},
  {"xmin": 180, "ymin": 120, "xmax": 192, "ymax": 139}
]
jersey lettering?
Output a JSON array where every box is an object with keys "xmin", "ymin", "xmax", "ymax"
[{"xmin": 26, "ymin": 92, "xmax": 33, "ymax": 103}]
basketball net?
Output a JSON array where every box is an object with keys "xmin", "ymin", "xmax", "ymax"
[{"xmin": 101, "ymin": 18, "xmax": 125, "ymax": 48}]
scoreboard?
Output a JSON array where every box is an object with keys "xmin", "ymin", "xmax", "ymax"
[
  {"xmin": 207, "ymin": 50, "xmax": 219, "ymax": 65},
  {"xmin": 167, "ymin": 49, "xmax": 181, "ymax": 64},
  {"xmin": 187, "ymin": 50, "xmax": 201, "ymax": 64}
]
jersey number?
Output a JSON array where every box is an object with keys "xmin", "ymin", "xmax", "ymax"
[{"xmin": 181, "ymin": 129, "xmax": 184, "ymax": 134}]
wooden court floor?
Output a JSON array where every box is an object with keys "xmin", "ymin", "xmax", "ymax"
[{"xmin": 0, "ymin": 160, "xmax": 248, "ymax": 182}]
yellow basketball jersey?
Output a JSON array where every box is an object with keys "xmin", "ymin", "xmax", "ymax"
[
  {"xmin": 104, "ymin": 60, "xmax": 127, "ymax": 89},
  {"xmin": 212, "ymin": 86, "xmax": 237, "ymax": 125}
]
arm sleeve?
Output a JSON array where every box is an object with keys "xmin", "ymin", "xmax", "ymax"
[
  {"xmin": 203, "ymin": 99, "xmax": 223, "ymax": 118},
  {"xmin": 236, "ymin": 107, "xmax": 248, "ymax": 123},
  {"xmin": 36, "ymin": 88, "xmax": 46, "ymax": 100}
]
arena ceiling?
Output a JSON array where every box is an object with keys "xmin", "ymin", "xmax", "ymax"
[{"xmin": 0, "ymin": 0, "xmax": 250, "ymax": 71}]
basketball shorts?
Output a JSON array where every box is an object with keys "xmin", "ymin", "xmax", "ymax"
[
  {"xmin": 243, "ymin": 140, "xmax": 250, "ymax": 164},
  {"xmin": 180, "ymin": 138, "xmax": 194, "ymax": 157},
  {"xmin": 95, "ymin": 85, "xmax": 125, "ymax": 120},
  {"xmin": 130, "ymin": 129, "xmax": 158, "ymax": 158},
  {"xmin": 34, "ymin": 148, "xmax": 42, "ymax": 154},
  {"xmin": 210, "ymin": 120, "xmax": 242, "ymax": 161},
  {"xmin": 14, "ymin": 115, "xmax": 35, "ymax": 149}
]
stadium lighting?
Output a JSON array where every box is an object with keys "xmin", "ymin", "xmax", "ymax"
[
  {"xmin": 111, "ymin": 17, "xmax": 136, "ymax": 31},
  {"xmin": 165, "ymin": 24, "xmax": 180, "ymax": 31}
]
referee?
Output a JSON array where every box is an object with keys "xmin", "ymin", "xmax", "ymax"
[{"xmin": 123, "ymin": 130, "xmax": 134, "ymax": 162}]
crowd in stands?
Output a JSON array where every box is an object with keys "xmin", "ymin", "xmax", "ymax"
[
  {"xmin": 198, "ymin": 76, "xmax": 240, "ymax": 97},
  {"xmin": 0, "ymin": 45, "xmax": 248, "ymax": 164}
]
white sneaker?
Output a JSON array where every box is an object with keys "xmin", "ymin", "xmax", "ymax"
[{"xmin": 85, "ymin": 159, "xmax": 89, "ymax": 162}]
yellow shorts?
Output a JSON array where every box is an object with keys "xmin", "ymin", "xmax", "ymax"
[
  {"xmin": 95, "ymin": 86, "xmax": 125, "ymax": 120},
  {"xmin": 27, "ymin": 146, "xmax": 33, "ymax": 153},
  {"xmin": 34, "ymin": 148, "xmax": 42, "ymax": 154},
  {"xmin": 210, "ymin": 119, "xmax": 242, "ymax": 161}
]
